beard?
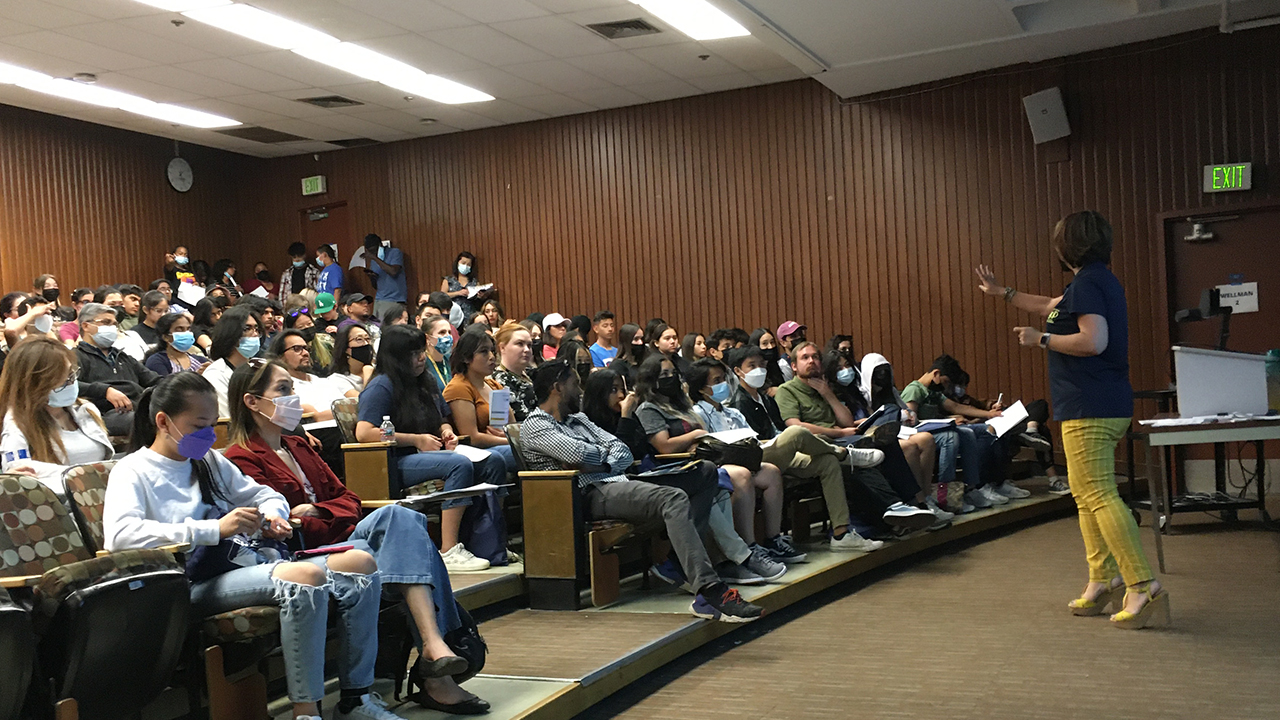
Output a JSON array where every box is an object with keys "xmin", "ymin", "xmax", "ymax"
[{"xmin": 563, "ymin": 392, "xmax": 582, "ymax": 415}]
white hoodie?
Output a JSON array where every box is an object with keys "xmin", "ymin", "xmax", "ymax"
[{"xmin": 859, "ymin": 353, "xmax": 907, "ymax": 411}]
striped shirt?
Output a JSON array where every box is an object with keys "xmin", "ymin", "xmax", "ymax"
[{"xmin": 519, "ymin": 409, "xmax": 633, "ymax": 489}]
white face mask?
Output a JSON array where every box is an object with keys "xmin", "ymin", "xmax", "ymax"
[
  {"xmin": 743, "ymin": 367, "xmax": 768, "ymax": 389},
  {"xmin": 260, "ymin": 394, "xmax": 304, "ymax": 429},
  {"xmin": 33, "ymin": 314, "xmax": 53, "ymax": 334},
  {"xmin": 48, "ymin": 381, "xmax": 78, "ymax": 408},
  {"xmin": 92, "ymin": 325, "xmax": 118, "ymax": 348},
  {"xmin": 457, "ymin": 263, "xmax": 471, "ymax": 276}
]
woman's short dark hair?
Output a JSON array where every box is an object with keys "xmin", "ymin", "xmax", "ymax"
[
  {"xmin": 450, "ymin": 326, "xmax": 496, "ymax": 376},
  {"xmin": 209, "ymin": 305, "xmax": 262, "ymax": 362},
  {"xmin": 211, "ymin": 258, "xmax": 235, "ymax": 281},
  {"xmin": 145, "ymin": 312, "xmax": 188, "ymax": 359},
  {"xmin": 645, "ymin": 322, "xmax": 672, "ymax": 348},
  {"xmin": 825, "ymin": 334, "xmax": 853, "ymax": 356},
  {"xmin": 581, "ymin": 367, "xmax": 622, "ymax": 432},
  {"xmin": 453, "ymin": 251, "xmax": 477, "ymax": 278},
  {"xmin": 141, "ymin": 290, "xmax": 167, "ymax": 314},
  {"xmin": 380, "ymin": 302, "xmax": 408, "ymax": 328},
  {"xmin": 191, "ymin": 297, "xmax": 220, "ymax": 328},
  {"xmin": 0, "ymin": 292, "xmax": 27, "ymax": 319},
  {"xmin": 330, "ymin": 323, "xmax": 372, "ymax": 374},
  {"xmin": 555, "ymin": 339, "xmax": 590, "ymax": 366},
  {"xmin": 373, "ymin": 325, "xmax": 443, "ymax": 434},
  {"xmin": 685, "ymin": 358, "xmax": 724, "ymax": 399},
  {"xmin": 1053, "ymin": 210, "xmax": 1113, "ymax": 268}
]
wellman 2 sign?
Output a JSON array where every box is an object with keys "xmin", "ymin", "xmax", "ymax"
[{"xmin": 1203, "ymin": 163, "xmax": 1251, "ymax": 193}]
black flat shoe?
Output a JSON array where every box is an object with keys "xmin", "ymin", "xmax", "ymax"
[
  {"xmin": 418, "ymin": 655, "xmax": 470, "ymax": 679},
  {"xmin": 412, "ymin": 690, "xmax": 491, "ymax": 715}
]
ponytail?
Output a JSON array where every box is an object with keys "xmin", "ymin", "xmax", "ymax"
[
  {"xmin": 129, "ymin": 387, "xmax": 158, "ymax": 452},
  {"xmin": 128, "ymin": 373, "xmax": 226, "ymax": 506}
]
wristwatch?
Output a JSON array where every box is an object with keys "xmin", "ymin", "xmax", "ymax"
[{"xmin": 1039, "ymin": 333, "xmax": 1050, "ymax": 349}]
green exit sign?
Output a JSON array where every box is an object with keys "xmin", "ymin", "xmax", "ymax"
[
  {"xmin": 1203, "ymin": 162, "xmax": 1252, "ymax": 193},
  {"xmin": 301, "ymin": 175, "xmax": 327, "ymax": 196}
]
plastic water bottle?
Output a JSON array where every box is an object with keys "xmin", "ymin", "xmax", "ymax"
[{"xmin": 379, "ymin": 416, "xmax": 395, "ymax": 442}]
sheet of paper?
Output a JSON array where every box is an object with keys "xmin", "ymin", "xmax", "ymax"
[
  {"xmin": 401, "ymin": 482, "xmax": 506, "ymax": 504},
  {"xmin": 707, "ymin": 427, "xmax": 757, "ymax": 444},
  {"xmin": 488, "ymin": 389, "xmax": 511, "ymax": 428},
  {"xmin": 176, "ymin": 282, "xmax": 206, "ymax": 305},
  {"xmin": 348, "ymin": 247, "xmax": 367, "ymax": 270},
  {"xmin": 250, "ymin": 286, "xmax": 269, "ymax": 298},
  {"xmin": 302, "ymin": 419, "xmax": 337, "ymax": 430},
  {"xmin": 985, "ymin": 400, "xmax": 1029, "ymax": 438},
  {"xmin": 897, "ymin": 426, "xmax": 918, "ymax": 440},
  {"xmin": 453, "ymin": 444, "xmax": 493, "ymax": 463},
  {"xmin": 913, "ymin": 418, "xmax": 956, "ymax": 433},
  {"xmin": 465, "ymin": 283, "xmax": 494, "ymax": 299}
]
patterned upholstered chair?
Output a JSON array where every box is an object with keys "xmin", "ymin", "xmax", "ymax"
[{"xmin": 0, "ymin": 473, "xmax": 189, "ymax": 720}]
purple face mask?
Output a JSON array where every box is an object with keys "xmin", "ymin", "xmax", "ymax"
[{"xmin": 173, "ymin": 425, "xmax": 218, "ymax": 460}]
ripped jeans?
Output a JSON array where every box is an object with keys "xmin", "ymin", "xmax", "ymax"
[{"xmin": 189, "ymin": 554, "xmax": 381, "ymax": 704}]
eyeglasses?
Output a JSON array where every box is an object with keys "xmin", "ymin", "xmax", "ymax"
[
  {"xmin": 288, "ymin": 308, "xmax": 309, "ymax": 317},
  {"xmin": 282, "ymin": 344, "xmax": 309, "ymax": 355},
  {"xmin": 56, "ymin": 370, "xmax": 77, "ymax": 390},
  {"xmin": 348, "ymin": 337, "xmax": 370, "ymax": 347},
  {"xmin": 86, "ymin": 317, "xmax": 117, "ymax": 327},
  {"xmin": 242, "ymin": 324, "xmax": 260, "ymax": 336}
]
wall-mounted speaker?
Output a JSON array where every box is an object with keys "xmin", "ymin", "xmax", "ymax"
[{"xmin": 1022, "ymin": 87, "xmax": 1071, "ymax": 144}]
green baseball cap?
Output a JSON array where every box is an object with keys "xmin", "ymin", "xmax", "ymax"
[{"xmin": 315, "ymin": 292, "xmax": 336, "ymax": 314}]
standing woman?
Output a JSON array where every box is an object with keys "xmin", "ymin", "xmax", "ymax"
[
  {"xmin": 976, "ymin": 210, "xmax": 1167, "ymax": 629},
  {"xmin": 441, "ymin": 252, "xmax": 491, "ymax": 321},
  {"xmin": 491, "ymin": 321, "xmax": 537, "ymax": 422},
  {"xmin": 144, "ymin": 313, "xmax": 208, "ymax": 376}
]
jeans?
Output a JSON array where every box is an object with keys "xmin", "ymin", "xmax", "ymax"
[
  {"xmin": 189, "ymin": 556, "xmax": 381, "ymax": 704},
  {"xmin": 1062, "ymin": 417, "xmax": 1152, "ymax": 584},
  {"xmin": 707, "ymin": 489, "xmax": 750, "ymax": 565},
  {"xmin": 933, "ymin": 425, "xmax": 995, "ymax": 489},
  {"xmin": 397, "ymin": 450, "xmax": 506, "ymax": 509},
  {"xmin": 350, "ymin": 505, "xmax": 461, "ymax": 638},
  {"xmin": 487, "ymin": 443, "xmax": 517, "ymax": 477}
]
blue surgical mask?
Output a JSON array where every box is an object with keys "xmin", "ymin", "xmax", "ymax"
[
  {"xmin": 292, "ymin": 260, "xmax": 305, "ymax": 268},
  {"xmin": 710, "ymin": 382, "xmax": 730, "ymax": 402},
  {"xmin": 457, "ymin": 263, "xmax": 471, "ymax": 276},
  {"xmin": 48, "ymin": 382, "xmax": 79, "ymax": 408},
  {"xmin": 435, "ymin": 335, "xmax": 454, "ymax": 356},
  {"xmin": 836, "ymin": 368, "xmax": 856, "ymax": 386},
  {"xmin": 170, "ymin": 331, "xmax": 195, "ymax": 352},
  {"xmin": 237, "ymin": 336, "xmax": 261, "ymax": 358},
  {"xmin": 173, "ymin": 425, "xmax": 217, "ymax": 460},
  {"xmin": 175, "ymin": 256, "xmax": 188, "ymax": 265}
]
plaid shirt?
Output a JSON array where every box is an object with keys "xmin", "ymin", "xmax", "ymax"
[
  {"xmin": 278, "ymin": 264, "xmax": 321, "ymax": 303},
  {"xmin": 520, "ymin": 409, "xmax": 633, "ymax": 489}
]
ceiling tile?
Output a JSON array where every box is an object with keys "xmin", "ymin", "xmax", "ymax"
[
  {"xmin": 564, "ymin": 51, "xmax": 674, "ymax": 85},
  {"xmin": 339, "ymin": 108, "xmax": 427, "ymax": 132},
  {"xmin": 0, "ymin": 19, "xmax": 41, "ymax": 38},
  {"xmin": 0, "ymin": 40, "xmax": 103, "ymax": 76},
  {"xmin": 236, "ymin": 49, "xmax": 368, "ymax": 88},
  {"xmin": 5, "ymin": 30, "xmax": 156, "ymax": 71},
  {"xmin": 335, "ymin": 0, "xmax": 476, "ymax": 34},
  {"xmin": 686, "ymin": 71, "xmax": 760, "ymax": 93},
  {"xmin": 706, "ymin": 36, "xmax": 795, "ymax": 73},
  {"xmin": 118, "ymin": 14, "xmax": 273, "ymax": 58},
  {"xmin": 251, "ymin": 0, "xmax": 405, "ymax": 42},
  {"xmin": 175, "ymin": 58, "xmax": 308, "ymax": 93},
  {"xmin": 42, "ymin": 0, "xmax": 154, "ymax": 22},
  {"xmin": 358, "ymin": 34, "xmax": 490, "ymax": 75},
  {"xmin": 0, "ymin": 1, "xmax": 102, "ymax": 30},
  {"xmin": 273, "ymin": 140, "xmax": 350, "ymax": 153},
  {"xmin": 59, "ymin": 21, "xmax": 217, "ymax": 66},
  {"xmin": 626, "ymin": 77, "xmax": 701, "ymax": 102},
  {"xmin": 490, "ymin": 16, "xmax": 619, "ymax": 58},
  {"xmin": 558, "ymin": 7, "xmax": 687, "ymax": 48},
  {"xmin": 512, "ymin": 92, "xmax": 597, "ymax": 116},
  {"xmin": 529, "ymin": 0, "xmax": 631, "ymax": 12},
  {"xmin": 629, "ymin": 42, "xmax": 740, "ymax": 79},
  {"xmin": 503, "ymin": 58, "xmax": 612, "ymax": 93},
  {"xmin": 307, "ymin": 112, "xmax": 400, "ymax": 137},
  {"xmin": 254, "ymin": 117, "xmax": 348, "ymax": 141},
  {"xmin": 321, "ymin": 81, "xmax": 425, "ymax": 108},
  {"xmin": 94, "ymin": 71, "xmax": 204, "ymax": 104},
  {"xmin": 432, "ymin": 0, "xmax": 549, "ymax": 24},
  {"xmin": 751, "ymin": 66, "xmax": 806, "ymax": 84},
  {"xmin": 121, "ymin": 64, "xmax": 252, "ymax": 98},
  {"xmin": 446, "ymin": 66, "xmax": 552, "ymax": 99},
  {"xmin": 221, "ymin": 92, "xmax": 332, "ymax": 119},
  {"xmin": 425, "ymin": 25, "xmax": 552, "ymax": 65},
  {"xmin": 179, "ymin": 97, "xmax": 289, "ymax": 126},
  {"xmin": 563, "ymin": 84, "xmax": 646, "ymax": 109}
]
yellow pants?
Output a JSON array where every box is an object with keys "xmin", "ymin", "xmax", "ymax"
[
  {"xmin": 761, "ymin": 425, "xmax": 850, "ymax": 530},
  {"xmin": 1061, "ymin": 417, "xmax": 1153, "ymax": 584}
]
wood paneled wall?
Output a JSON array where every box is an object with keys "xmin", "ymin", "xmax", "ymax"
[
  {"xmin": 0, "ymin": 104, "xmax": 244, "ymax": 296},
  {"xmin": 236, "ymin": 26, "xmax": 1280, "ymax": 400}
]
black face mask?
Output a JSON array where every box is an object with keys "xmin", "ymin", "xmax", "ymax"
[
  {"xmin": 576, "ymin": 362, "xmax": 594, "ymax": 382},
  {"xmin": 114, "ymin": 307, "xmax": 129, "ymax": 323},
  {"xmin": 632, "ymin": 344, "xmax": 648, "ymax": 363},
  {"xmin": 790, "ymin": 335, "xmax": 806, "ymax": 346},
  {"xmin": 761, "ymin": 347, "xmax": 779, "ymax": 363},
  {"xmin": 531, "ymin": 338, "xmax": 544, "ymax": 357},
  {"xmin": 41, "ymin": 288, "xmax": 59, "ymax": 304},
  {"xmin": 657, "ymin": 374, "xmax": 683, "ymax": 399},
  {"xmin": 256, "ymin": 270, "xmax": 272, "ymax": 282},
  {"xmin": 349, "ymin": 345, "xmax": 373, "ymax": 365},
  {"xmin": 298, "ymin": 327, "xmax": 317, "ymax": 342}
]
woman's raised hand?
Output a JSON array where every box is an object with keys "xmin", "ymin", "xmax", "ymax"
[{"xmin": 975, "ymin": 265, "xmax": 1003, "ymax": 296}]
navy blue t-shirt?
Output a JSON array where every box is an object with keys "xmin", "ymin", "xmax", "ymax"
[
  {"xmin": 358, "ymin": 374, "xmax": 449, "ymax": 433},
  {"xmin": 1046, "ymin": 262, "xmax": 1134, "ymax": 421}
]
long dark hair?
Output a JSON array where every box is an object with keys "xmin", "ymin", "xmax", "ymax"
[
  {"xmin": 191, "ymin": 296, "xmax": 224, "ymax": 330},
  {"xmin": 614, "ymin": 323, "xmax": 646, "ymax": 365},
  {"xmin": 450, "ymin": 326, "xmax": 497, "ymax": 377},
  {"xmin": 373, "ymin": 325, "xmax": 443, "ymax": 434},
  {"xmin": 635, "ymin": 354, "xmax": 692, "ymax": 413},
  {"xmin": 555, "ymin": 339, "xmax": 590, "ymax": 365},
  {"xmin": 144, "ymin": 312, "xmax": 187, "ymax": 360},
  {"xmin": 748, "ymin": 327, "xmax": 784, "ymax": 388},
  {"xmin": 209, "ymin": 306, "xmax": 261, "ymax": 362},
  {"xmin": 130, "ymin": 372, "xmax": 226, "ymax": 505},
  {"xmin": 680, "ymin": 333, "xmax": 704, "ymax": 361},
  {"xmin": 582, "ymin": 368, "xmax": 622, "ymax": 433},
  {"xmin": 330, "ymin": 323, "xmax": 372, "ymax": 375},
  {"xmin": 823, "ymin": 350, "xmax": 867, "ymax": 416}
]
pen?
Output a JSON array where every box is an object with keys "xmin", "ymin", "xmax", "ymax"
[{"xmin": 996, "ymin": 393, "xmax": 1003, "ymax": 406}]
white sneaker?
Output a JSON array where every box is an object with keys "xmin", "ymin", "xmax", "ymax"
[
  {"xmin": 924, "ymin": 496, "xmax": 955, "ymax": 523},
  {"xmin": 964, "ymin": 489, "xmax": 992, "ymax": 509},
  {"xmin": 993, "ymin": 480, "xmax": 1031, "ymax": 499},
  {"xmin": 335, "ymin": 693, "xmax": 406, "ymax": 720},
  {"xmin": 979, "ymin": 485, "xmax": 1010, "ymax": 505},
  {"xmin": 960, "ymin": 502, "xmax": 976, "ymax": 513},
  {"xmin": 830, "ymin": 531, "xmax": 884, "ymax": 552},
  {"xmin": 882, "ymin": 502, "xmax": 936, "ymax": 530},
  {"xmin": 845, "ymin": 447, "xmax": 885, "ymax": 468},
  {"xmin": 442, "ymin": 543, "xmax": 491, "ymax": 572}
]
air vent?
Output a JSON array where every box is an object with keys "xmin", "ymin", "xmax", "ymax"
[
  {"xmin": 214, "ymin": 126, "xmax": 310, "ymax": 144},
  {"xmin": 296, "ymin": 95, "xmax": 365, "ymax": 109},
  {"xmin": 329, "ymin": 138, "xmax": 380, "ymax": 148},
  {"xmin": 585, "ymin": 18, "xmax": 661, "ymax": 40}
]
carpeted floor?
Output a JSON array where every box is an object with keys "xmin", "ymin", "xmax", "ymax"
[{"xmin": 579, "ymin": 516, "xmax": 1280, "ymax": 720}]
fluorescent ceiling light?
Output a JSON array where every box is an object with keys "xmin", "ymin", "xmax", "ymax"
[
  {"xmin": 631, "ymin": 0, "xmax": 749, "ymax": 40},
  {"xmin": 0, "ymin": 60, "xmax": 239, "ymax": 128},
  {"xmin": 132, "ymin": 0, "xmax": 231, "ymax": 11},
  {"xmin": 294, "ymin": 42, "xmax": 494, "ymax": 104},
  {"xmin": 182, "ymin": 3, "xmax": 339, "ymax": 50}
]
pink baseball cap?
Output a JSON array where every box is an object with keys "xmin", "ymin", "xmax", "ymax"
[{"xmin": 777, "ymin": 321, "xmax": 806, "ymax": 339}]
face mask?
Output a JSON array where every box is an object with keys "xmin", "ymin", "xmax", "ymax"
[
  {"xmin": 115, "ymin": 307, "xmax": 130, "ymax": 323},
  {"xmin": 259, "ymin": 393, "xmax": 304, "ymax": 429},
  {"xmin": 349, "ymin": 344, "xmax": 374, "ymax": 365},
  {"xmin": 576, "ymin": 361, "xmax": 594, "ymax": 381},
  {"xmin": 377, "ymin": 246, "xmax": 385, "ymax": 261},
  {"xmin": 92, "ymin": 325, "xmax": 118, "ymax": 348},
  {"xmin": 743, "ymin": 367, "xmax": 768, "ymax": 389},
  {"xmin": 953, "ymin": 386, "xmax": 966, "ymax": 399},
  {"xmin": 761, "ymin": 347, "xmax": 779, "ymax": 363},
  {"xmin": 170, "ymin": 331, "xmax": 195, "ymax": 352},
  {"xmin": 173, "ymin": 425, "xmax": 217, "ymax": 460},
  {"xmin": 256, "ymin": 270, "xmax": 271, "ymax": 282},
  {"xmin": 237, "ymin": 336, "xmax": 261, "ymax": 358},
  {"xmin": 48, "ymin": 381, "xmax": 78, "ymax": 408},
  {"xmin": 292, "ymin": 260, "xmax": 305, "ymax": 268},
  {"xmin": 42, "ymin": 288, "xmax": 60, "ymax": 304},
  {"xmin": 175, "ymin": 256, "xmax": 189, "ymax": 265},
  {"xmin": 457, "ymin": 263, "xmax": 471, "ymax": 276},
  {"xmin": 836, "ymin": 368, "xmax": 856, "ymax": 386},
  {"xmin": 435, "ymin": 335, "xmax": 454, "ymax": 356},
  {"xmin": 298, "ymin": 327, "xmax": 316, "ymax": 342},
  {"xmin": 33, "ymin": 314, "xmax": 53, "ymax": 334},
  {"xmin": 790, "ymin": 335, "xmax": 806, "ymax": 346},
  {"xmin": 657, "ymin": 374, "xmax": 683, "ymax": 399},
  {"xmin": 710, "ymin": 381, "xmax": 730, "ymax": 402}
]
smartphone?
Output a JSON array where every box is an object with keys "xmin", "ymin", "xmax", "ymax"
[{"xmin": 295, "ymin": 544, "xmax": 354, "ymax": 558}]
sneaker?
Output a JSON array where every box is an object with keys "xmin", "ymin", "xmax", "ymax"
[
  {"xmin": 336, "ymin": 693, "xmax": 407, "ymax": 720},
  {"xmin": 924, "ymin": 496, "xmax": 955, "ymax": 523},
  {"xmin": 979, "ymin": 485, "xmax": 1010, "ymax": 505},
  {"xmin": 758, "ymin": 534, "xmax": 808, "ymax": 563},
  {"xmin": 882, "ymin": 502, "xmax": 936, "ymax": 530},
  {"xmin": 1018, "ymin": 431, "xmax": 1053, "ymax": 452},
  {"xmin": 650, "ymin": 558, "xmax": 690, "ymax": 590},
  {"xmin": 993, "ymin": 480, "xmax": 1031, "ymax": 499},
  {"xmin": 691, "ymin": 584, "xmax": 764, "ymax": 623},
  {"xmin": 1048, "ymin": 477, "xmax": 1072, "ymax": 495},
  {"xmin": 965, "ymin": 489, "xmax": 993, "ymax": 509},
  {"xmin": 716, "ymin": 560, "xmax": 765, "ymax": 585},
  {"xmin": 846, "ymin": 447, "xmax": 885, "ymax": 469},
  {"xmin": 745, "ymin": 545, "xmax": 788, "ymax": 582},
  {"xmin": 959, "ymin": 502, "xmax": 976, "ymax": 513},
  {"xmin": 830, "ymin": 530, "xmax": 884, "ymax": 552},
  {"xmin": 441, "ymin": 543, "xmax": 490, "ymax": 573}
]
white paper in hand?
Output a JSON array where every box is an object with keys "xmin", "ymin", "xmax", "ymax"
[
  {"xmin": 707, "ymin": 427, "xmax": 757, "ymax": 444},
  {"xmin": 177, "ymin": 282, "xmax": 206, "ymax": 305},
  {"xmin": 489, "ymin": 389, "xmax": 511, "ymax": 428},
  {"xmin": 250, "ymin": 286, "xmax": 269, "ymax": 298},
  {"xmin": 453, "ymin": 444, "xmax": 492, "ymax": 463},
  {"xmin": 985, "ymin": 400, "xmax": 1029, "ymax": 438}
]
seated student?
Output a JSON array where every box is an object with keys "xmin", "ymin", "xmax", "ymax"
[
  {"xmin": 285, "ymin": 302, "xmax": 334, "ymax": 372},
  {"xmin": 102, "ymin": 373, "xmax": 401, "ymax": 720},
  {"xmin": 606, "ymin": 322, "xmax": 647, "ymax": 386},
  {"xmin": 444, "ymin": 328, "xmax": 516, "ymax": 475},
  {"xmin": 480, "ymin": 299, "xmax": 505, "ymax": 328},
  {"xmin": 774, "ymin": 342, "xmax": 936, "ymax": 533},
  {"xmin": 491, "ymin": 321, "xmax": 537, "ymax": 422},
  {"xmin": 706, "ymin": 328, "xmax": 736, "ymax": 363},
  {"xmin": 419, "ymin": 292, "xmax": 462, "ymax": 338},
  {"xmin": 267, "ymin": 330, "xmax": 358, "ymax": 420},
  {"xmin": 57, "ymin": 288, "xmax": 95, "ymax": 344},
  {"xmin": 0, "ymin": 336, "xmax": 114, "ymax": 494},
  {"xmin": 520, "ymin": 360, "xmax": 764, "ymax": 622},
  {"xmin": 329, "ymin": 323, "xmax": 375, "ymax": 392},
  {"xmin": 223, "ymin": 361, "xmax": 488, "ymax": 715},
  {"xmin": 144, "ymin": 313, "xmax": 207, "ymax": 376},
  {"xmin": 774, "ymin": 321, "xmax": 807, "ymax": 382},
  {"xmin": 381, "ymin": 303, "xmax": 410, "ymax": 328},
  {"xmin": 125, "ymin": 290, "xmax": 170, "ymax": 351},
  {"xmin": 338, "ymin": 293, "xmax": 376, "ymax": 331},
  {"xmin": 901, "ymin": 354, "xmax": 1023, "ymax": 507},
  {"xmin": 680, "ymin": 333, "xmax": 708, "ymax": 364},
  {"xmin": 3, "ymin": 292, "xmax": 56, "ymax": 348},
  {"xmin": 540, "ymin": 313, "xmax": 571, "ymax": 361},
  {"xmin": 202, "ymin": 306, "xmax": 265, "ymax": 418},
  {"xmin": 421, "ymin": 315, "xmax": 455, "ymax": 390},
  {"xmin": 356, "ymin": 325, "xmax": 506, "ymax": 573},
  {"xmin": 580, "ymin": 367, "xmax": 648, "ymax": 461},
  {"xmin": 825, "ymin": 333, "xmax": 858, "ymax": 386},
  {"xmin": 315, "ymin": 292, "xmax": 343, "ymax": 337},
  {"xmin": 116, "ymin": 285, "xmax": 144, "ymax": 331},
  {"xmin": 949, "ymin": 372, "xmax": 1065, "ymax": 493},
  {"xmin": 747, "ymin": 327, "xmax": 787, "ymax": 393},
  {"xmin": 516, "ymin": 319, "xmax": 544, "ymax": 368},
  {"xmin": 645, "ymin": 322, "xmax": 686, "ymax": 378},
  {"xmin": 190, "ymin": 296, "xmax": 225, "ymax": 354},
  {"xmin": 73, "ymin": 302, "xmax": 162, "ymax": 436},
  {"xmin": 555, "ymin": 339, "xmax": 596, "ymax": 384},
  {"xmin": 588, "ymin": 311, "xmax": 618, "ymax": 368}
]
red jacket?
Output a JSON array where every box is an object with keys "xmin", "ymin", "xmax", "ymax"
[{"xmin": 225, "ymin": 434, "xmax": 363, "ymax": 547}]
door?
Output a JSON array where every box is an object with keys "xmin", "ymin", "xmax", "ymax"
[{"xmin": 300, "ymin": 202, "xmax": 371, "ymax": 297}]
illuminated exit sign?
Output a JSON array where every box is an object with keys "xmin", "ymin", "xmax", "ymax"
[
  {"xmin": 301, "ymin": 175, "xmax": 327, "ymax": 196},
  {"xmin": 1203, "ymin": 162, "xmax": 1252, "ymax": 193}
]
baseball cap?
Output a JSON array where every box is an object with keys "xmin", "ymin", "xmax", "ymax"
[
  {"xmin": 777, "ymin": 321, "xmax": 806, "ymax": 340},
  {"xmin": 542, "ymin": 312, "xmax": 571, "ymax": 330},
  {"xmin": 315, "ymin": 293, "xmax": 336, "ymax": 314},
  {"xmin": 342, "ymin": 292, "xmax": 370, "ymax": 307}
]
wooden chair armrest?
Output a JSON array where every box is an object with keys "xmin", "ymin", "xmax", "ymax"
[
  {"xmin": 654, "ymin": 453, "xmax": 694, "ymax": 461},
  {"xmin": 95, "ymin": 541, "xmax": 192, "ymax": 558},
  {"xmin": 0, "ymin": 574, "xmax": 41, "ymax": 588},
  {"xmin": 361, "ymin": 500, "xmax": 397, "ymax": 509},
  {"xmin": 341, "ymin": 441, "xmax": 394, "ymax": 450},
  {"xmin": 518, "ymin": 470, "xmax": 580, "ymax": 479}
]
